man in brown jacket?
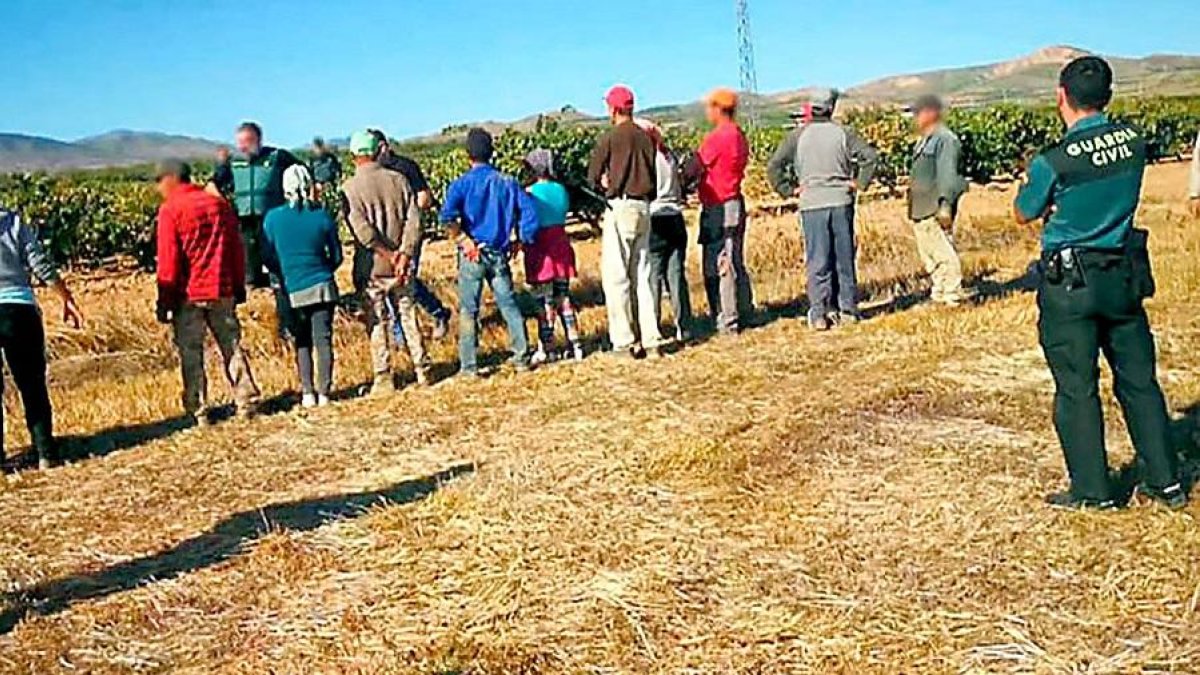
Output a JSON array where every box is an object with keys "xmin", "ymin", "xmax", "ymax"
[{"xmin": 341, "ymin": 130, "xmax": 430, "ymax": 393}]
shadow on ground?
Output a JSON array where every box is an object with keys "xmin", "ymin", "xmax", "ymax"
[{"xmin": 0, "ymin": 462, "xmax": 475, "ymax": 635}]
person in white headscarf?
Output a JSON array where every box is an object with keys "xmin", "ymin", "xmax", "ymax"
[{"xmin": 262, "ymin": 164, "xmax": 343, "ymax": 407}]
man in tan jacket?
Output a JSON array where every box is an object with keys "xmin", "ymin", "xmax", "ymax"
[{"xmin": 341, "ymin": 130, "xmax": 430, "ymax": 393}]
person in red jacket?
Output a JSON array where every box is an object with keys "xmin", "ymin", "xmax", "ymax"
[{"xmin": 155, "ymin": 159, "xmax": 260, "ymax": 425}]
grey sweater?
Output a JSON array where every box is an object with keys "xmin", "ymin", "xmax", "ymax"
[
  {"xmin": 0, "ymin": 209, "xmax": 59, "ymax": 303},
  {"xmin": 767, "ymin": 119, "xmax": 879, "ymax": 211},
  {"xmin": 908, "ymin": 125, "xmax": 967, "ymax": 221},
  {"xmin": 1190, "ymin": 131, "xmax": 1199, "ymax": 199}
]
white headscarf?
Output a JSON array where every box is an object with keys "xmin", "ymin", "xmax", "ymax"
[{"xmin": 283, "ymin": 164, "xmax": 314, "ymax": 208}]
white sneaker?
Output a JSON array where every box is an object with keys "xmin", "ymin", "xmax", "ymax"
[
  {"xmin": 301, "ymin": 393, "xmax": 318, "ymax": 409},
  {"xmin": 531, "ymin": 349, "xmax": 551, "ymax": 367},
  {"xmin": 571, "ymin": 344, "xmax": 585, "ymax": 362},
  {"xmin": 317, "ymin": 394, "xmax": 331, "ymax": 407}
]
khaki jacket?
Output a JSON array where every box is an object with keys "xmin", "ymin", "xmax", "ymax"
[{"xmin": 341, "ymin": 162, "xmax": 422, "ymax": 279}]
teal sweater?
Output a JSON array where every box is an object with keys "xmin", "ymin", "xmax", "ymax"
[{"xmin": 262, "ymin": 203, "xmax": 343, "ymax": 305}]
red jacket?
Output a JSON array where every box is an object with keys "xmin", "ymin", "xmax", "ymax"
[{"xmin": 156, "ymin": 183, "xmax": 245, "ymax": 309}]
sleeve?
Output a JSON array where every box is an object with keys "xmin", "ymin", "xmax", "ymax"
[
  {"xmin": 1190, "ymin": 131, "xmax": 1200, "ymax": 198},
  {"xmin": 278, "ymin": 150, "xmax": 300, "ymax": 171},
  {"xmin": 223, "ymin": 202, "xmax": 246, "ymax": 295},
  {"xmin": 324, "ymin": 214, "xmax": 344, "ymax": 270},
  {"xmin": 766, "ymin": 130, "xmax": 800, "ymax": 197},
  {"xmin": 259, "ymin": 213, "xmax": 281, "ymax": 276},
  {"xmin": 935, "ymin": 134, "xmax": 964, "ymax": 204},
  {"xmin": 1014, "ymin": 155, "xmax": 1057, "ymax": 222},
  {"xmin": 210, "ymin": 162, "xmax": 233, "ymax": 193},
  {"xmin": 439, "ymin": 178, "xmax": 465, "ymax": 225},
  {"xmin": 398, "ymin": 186, "xmax": 423, "ymax": 258},
  {"xmin": 344, "ymin": 187, "xmax": 381, "ymax": 249},
  {"xmin": 16, "ymin": 215, "xmax": 61, "ymax": 284},
  {"xmin": 400, "ymin": 156, "xmax": 430, "ymax": 193},
  {"xmin": 696, "ymin": 132, "xmax": 720, "ymax": 172},
  {"xmin": 516, "ymin": 184, "xmax": 542, "ymax": 245},
  {"xmin": 155, "ymin": 204, "xmax": 183, "ymax": 310},
  {"xmin": 587, "ymin": 134, "xmax": 610, "ymax": 190},
  {"xmin": 845, "ymin": 127, "xmax": 879, "ymax": 191}
]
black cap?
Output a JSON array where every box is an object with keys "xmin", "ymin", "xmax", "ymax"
[
  {"xmin": 1059, "ymin": 56, "xmax": 1113, "ymax": 110},
  {"xmin": 155, "ymin": 159, "xmax": 191, "ymax": 182},
  {"xmin": 466, "ymin": 127, "xmax": 494, "ymax": 162},
  {"xmin": 910, "ymin": 94, "xmax": 945, "ymax": 114}
]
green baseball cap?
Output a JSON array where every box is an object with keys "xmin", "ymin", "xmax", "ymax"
[{"xmin": 349, "ymin": 130, "xmax": 379, "ymax": 157}]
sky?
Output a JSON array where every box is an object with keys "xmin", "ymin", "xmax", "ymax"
[{"xmin": 1, "ymin": 0, "xmax": 1198, "ymax": 147}]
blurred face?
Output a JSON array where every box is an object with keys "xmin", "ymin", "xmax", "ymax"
[
  {"xmin": 235, "ymin": 129, "xmax": 261, "ymax": 155},
  {"xmin": 705, "ymin": 102, "xmax": 723, "ymax": 125},
  {"xmin": 215, "ymin": 147, "xmax": 229, "ymax": 163},
  {"xmin": 1055, "ymin": 86, "xmax": 1070, "ymax": 122},
  {"xmin": 915, "ymin": 108, "xmax": 940, "ymax": 132}
]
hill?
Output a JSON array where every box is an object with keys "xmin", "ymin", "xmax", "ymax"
[{"xmin": 0, "ymin": 130, "xmax": 222, "ymax": 172}]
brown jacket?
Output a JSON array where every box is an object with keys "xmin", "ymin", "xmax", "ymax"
[{"xmin": 341, "ymin": 162, "xmax": 422, "ymax": 278}]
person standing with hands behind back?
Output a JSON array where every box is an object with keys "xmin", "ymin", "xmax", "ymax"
[
  {"xmin": 1014, "ymin": 56, "xmax": 1187, "ymax": 511},
  {"xmin": 0, "ymin": 205, "xmax": 83, "ymax": 469},
  {"xmin": 908, "ymin": 95, "xmax": 967, "ymax": 307}
]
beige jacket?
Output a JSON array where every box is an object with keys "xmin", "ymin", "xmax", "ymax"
[
  {"xmin": 1190, "ymin": 131, "xmax": 1200, "ymax": 199},
  {"xmin": 341, "ymin": 162, "xmax": 422, "ymax": 278}
]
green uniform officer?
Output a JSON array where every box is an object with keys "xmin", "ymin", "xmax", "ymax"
[
  {"xmin": 1015, "ymin": 56, "xmax": 1188, "ymax": 511},
  {"xmin": 207, "ymin": 122, "xmax": 299, "ymax": 289}
]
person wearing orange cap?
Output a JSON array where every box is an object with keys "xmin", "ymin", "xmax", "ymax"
[
  {"xmin": 687, "ymin": 88, "xmax": 753, "ymax": 336},
  {"xmin": 587, "ymin": 85, "xmax": 667, "ymax": 358}
]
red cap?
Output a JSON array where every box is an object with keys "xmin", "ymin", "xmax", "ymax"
[{"xmin": 605, "ymin": 85, "xmax": 635, "ymax": 112}]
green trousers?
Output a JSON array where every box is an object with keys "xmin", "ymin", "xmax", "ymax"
[{"xmin": 1037, "ymin": 253, "xmax": 1178, "ymax": 501}]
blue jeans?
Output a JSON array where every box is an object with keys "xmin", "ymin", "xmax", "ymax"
[
  {"xmin": 801, "ymin": 205, "xmax": 858, "ymax": 321},
  {"xmin": 457, "ymin": 248, "xmax": 530, "ymax": 373}
]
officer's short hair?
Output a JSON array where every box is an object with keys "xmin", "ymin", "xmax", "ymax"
[
  {"xmin": 237, "ymin": 121, "xmax": 263, "ymax": 139},
  {"xmin": 1060, "ymin": 56, "xmax": 1113, "ymax": 111}
]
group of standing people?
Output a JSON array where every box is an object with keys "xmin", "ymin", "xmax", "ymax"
[{"xmin": 3, "ymin": 57, "xmax": 1199, "ymax": 517}]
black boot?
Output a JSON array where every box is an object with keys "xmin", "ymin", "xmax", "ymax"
[{"xmin": 1043, "ymin": 491, "xmax": 1125, "ymax": 511}]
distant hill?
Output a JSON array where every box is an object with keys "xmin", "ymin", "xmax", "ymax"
[
  {"xmin": 0, "ymin": 130, "xmax": 222, "ymax": 172},
  {"xmin": 450, "ymin": 46, "xmax": 1200, "ymax": 134}
]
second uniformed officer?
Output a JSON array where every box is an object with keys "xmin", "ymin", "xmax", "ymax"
[{"xmin": 1015, "ymin": 56, "xmax": 1188, "ymax": 511}]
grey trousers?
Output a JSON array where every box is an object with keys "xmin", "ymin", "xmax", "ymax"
[
  {"xmin": 700, "ymin": 199, "xmax": 753, "ymax": 333},
  {"xmin": 801, "ymin": 204, "xmax": 858, "ymax": 321},
  {"xmin": 649, "ymin": 213, "xmax": 693, "ymax": 340}
]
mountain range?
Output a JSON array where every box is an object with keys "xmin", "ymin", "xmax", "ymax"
[{"xmin": 4, "ymin": 46, "xmax": 1200, "ymax": 172}]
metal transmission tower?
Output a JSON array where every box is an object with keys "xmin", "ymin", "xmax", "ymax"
[{"xmin": 735, "ymin": 0, "xmax": 760, "ymax": 125}]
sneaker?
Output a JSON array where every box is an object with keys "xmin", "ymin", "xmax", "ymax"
[
  {"xmin": 809, "ymin": 315, "xmax": 831, "ymax": 332},
  {"xmin": 835, "ymin": 311, "xmax": 861, "ymax": 326},
  {"xmin": 316, "ymin": 394, "xmax": 332, "ymax": 407},
  {"xmin": 234, "ymin": 404, "xmax": 257, "ymax": 421},
  {"xmin": 1139, "ymin": 482, "xmax": 1190, "ymax": 510},
  {"xmin": 1044, "ymin": 490, "xmax": 1124, "ymax": 511},
  {"xmin": 415, "ymin": 369, "xmax": 432, "ymax": 387},
  {"xmin": 431, "ymin": 313, "xmax": 451, "ymax": 340},
  {"xmin": 190, "ymin": 410, "xmax": 213, "ymax": 429},
  {"xmin": 530, "ymin": 349, "xmax": 551, "ymax": 367},
  {"xmin": 570, "ymin": 344, "xmax": 586, "ymax": 362},
  {"xmin": 301, "ymin": 393, "xmax": 318, "ymax": 409},
  {"xmin": 35, "ymin": 441, "xmax": 62, "ymax": 471},
  {"xmin": 369, "ymin": 374, "xmax": 397, "ymax": 398}
]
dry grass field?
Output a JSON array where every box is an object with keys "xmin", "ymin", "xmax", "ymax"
[{"xmin": 1, "ymin": 163, "xmax": 1199, "ymax": 674}]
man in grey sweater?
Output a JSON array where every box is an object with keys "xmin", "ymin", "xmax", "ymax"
[
  {"xmin": 0, "ymin": 207, "xmax": 84, "ymax": 469},
  {"xmin": 768, "ymin": 89, "xmax": 878, "ymax": 329},
  {"xmin": 908, "ymin": 94, "xmax": 968, "ymax": 306}
]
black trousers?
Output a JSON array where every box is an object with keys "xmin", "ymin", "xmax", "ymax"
[
  {"xmin": 649, "ymin": 213, "xmax": 693, "ymax": 338},
  {"xmin": 0, "ymin": 304, "xmax": 54, "ymax": 455},
  {"xmin": 1037, "ymin": 255, "xmax": 1178, "ymax": 500}
]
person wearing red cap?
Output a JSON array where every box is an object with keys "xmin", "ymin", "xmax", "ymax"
[
  {"xmin": 587, "ymin": 85, "xmax": 666, "ymax": 358},
  {"xmin": 688, "ymin": 88, "xmax": 753, "ymax": 335}
]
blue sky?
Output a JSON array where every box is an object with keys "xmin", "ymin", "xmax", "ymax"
[{"xmin": 1, "ymin": 0, "xmax": 1197, "ymax": 146}]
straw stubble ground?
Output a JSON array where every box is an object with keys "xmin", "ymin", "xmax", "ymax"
[{"xmin": 1, "ymin": 164, "xmax": 1199, "ymax": 674}]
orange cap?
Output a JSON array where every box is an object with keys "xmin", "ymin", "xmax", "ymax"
[{"xmin": 705, "ymin": 88, "xmax": 739, "ymax": 112}]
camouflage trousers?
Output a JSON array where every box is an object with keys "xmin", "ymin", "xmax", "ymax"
[
  {"xmin": 365, "ymin": 277, "xmax": 429, "ymax": 376},
  {"xmin": 172, "ymin": 299, "xmax": 260, "ymax": 414}
]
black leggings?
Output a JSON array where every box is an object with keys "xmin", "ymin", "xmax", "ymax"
[
  {"xmin": 292, "ymin": 303, "xmax": 335, "ymax": 397},
  {"xmin": 0, "ymin": 304, "xmax": 53, "ymax": 454}
]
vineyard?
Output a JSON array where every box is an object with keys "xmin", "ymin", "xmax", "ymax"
[{"xmin": 2, "ymin": 97, "xmax": 1198, "ymax": 267}]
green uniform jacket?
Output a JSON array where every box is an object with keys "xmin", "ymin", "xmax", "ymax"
[
  {"xmin": 908, "ymin": 125, "xmax": 967, "ymax": 222},
  {"xmin": 230, "ymin": 147, "xmax": 298, "ymax": 218},
  {"xmin": 1015, "ymin": 114, "xmax": 1146, "ymax": 253}
]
